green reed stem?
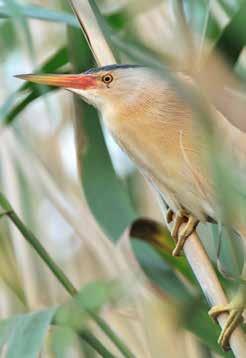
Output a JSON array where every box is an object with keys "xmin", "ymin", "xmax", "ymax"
[{"xmin": 0, "ymin": 192, "xmax": 135, "ymax": 358}]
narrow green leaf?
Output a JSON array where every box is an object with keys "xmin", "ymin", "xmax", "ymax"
[
  {"xmin": 3, "ymin": 0, "xmax": 35, "ymax": 60},
  {"xmin": 130, "ymin": 218, "xmax": 196, "ymax": 284},
  {"xmin": 219, "ymin": 0, "xmax": 241, "ymax": 15},
  {"xmin": 76, "ymin": 280, "xmax": 119, "ymax": 312},
  {"xmin": 213, "ymin": 1, "xmax": 246, "ymax": 66},
  {"xmin": 54, "ymin": 281, "xmax": 118, "ymax": 331},
  {"xmin": 183, "ymin": 298, "xmax": 233, "ymax": 356},
  {"xmin": 54, "ymin": 279, "xmax": 134, "ymax": 358},
  {"xmin": 131, "ymin": 239, "xmax": 232, "ymax": 355},
  {"xmin": 0, "ymin": 4, "xmax": 79, "ymax": 28},
  {"xmin": 0, "ymin": 309, "xmax": 56, "ymax": 358},
  {"xmin": 188, "ymin": 0, "xmax": 222, "ymax": 55},
  {"xmin": 0, "ymin": 3, "xmax": 125, "ymax": 32},
  {"xmin": 81, "ymin": 105, "xmax": 137, "ymax": 239},
  {"xmin": 88, "ymin": 312, "xmax": 135, "ymax": 358},
  {"xmin": 51, "ymin": 326, "xmax": 77, "ymax": 358},
  {"xmin": 4, "ymin": 87, "xmax": 56, "ymax": 125},
  {"xmin": 0, "ymin": 192, "xmax": 134, "ymax": 358},
  {"xmin": 0, "ymin": 20, "xmax": 17, "ymax": 61},
  {"xmin": 0, "ymin": 47, "xmax": 68, "ymax": 124},
  {"xmin": 132, "ymin": 239, "xmax": 192, "ymax": 301}
]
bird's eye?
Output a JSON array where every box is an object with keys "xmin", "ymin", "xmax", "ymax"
[{"xmin": 102, "ymin": 73, "xmax": 113, "ymax": 85}]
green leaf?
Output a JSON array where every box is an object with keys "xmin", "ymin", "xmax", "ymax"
[
  {"xmin": 130, "ymin": 218, "xmax": 196, "ymax": 284},
  {"xmin": 127, "ymin": 219, "xmax": 235, "ymax": 354},
  {"xmin": 183, "ymin": 298, "xmax": 233, "ymax": 356},
  {"xmin": 132, "ymin": 239, "xmax": 192, "ymax": 301},
  {"xmin": 218, "ymin": 0, "xmax": 242, "ymax": 15},
  {"xmin": 51, "ymin": 326, "xmax": 77, "ymax": 358},
  {"xmin": 76, "ymin": 280, "xmax": 119, "ymax": 312},
  {"xmin": 54, "ymin": 281, "xmax": 119, "ymax": 330},
  {"xmin": 0, "ymin": 4, "xmax": 79, "ymax": 28},
  {"xmin": 3, "ymin": 0, "xmax": 35, "ymax": 60},
  {"xmin": 0, "ymin": 191, "xmax": 134, "ymax": 358},
  {"xmin": 0, "ymin": 47, "xmax": 68, "ymax": 124},
  {"xmin": 54, "ymin": 300, "xmax": 86, "ymax": 332},
  {"xmin": 0, "ymin": 20, "xmax": 17, "ymax": 61},
  {"xmin": 81, "ymin": 105, "xmax": 137, "ymax": 240},
  {"xmin": 0, "ymin": 309, "xmax": 56, "ymax": 358},
  {"xmin": 0, "ymin": 3, "xmax": 125, "ymax": 32},
  {"xmin": 184, "ymin": 0, "xmax": 222, "ymax": 51},
  {"xmin": 213, "ymin": 1, "xmax": 246, "ymax": 66},
  {"xmin": 131, "ymin": 239, "xmax": 231, "ymax": 355}
]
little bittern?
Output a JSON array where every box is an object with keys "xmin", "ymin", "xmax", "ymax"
[{"xmin": 16, "ymin": 65, "xmax": 246, "ymax": 350}]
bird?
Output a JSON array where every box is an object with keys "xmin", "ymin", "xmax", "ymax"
[{"xmin": 16, "ymin": 64, "xmax": 246, "ymax": 350}]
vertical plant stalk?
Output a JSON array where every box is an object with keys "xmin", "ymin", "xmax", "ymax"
[
  {"xmin": 68, "ymin": 1, "xmax": 246, "ymax": 356},
  {"xmin": 0, "ymin": 192, "xmax": 134, "ymax": 358}
]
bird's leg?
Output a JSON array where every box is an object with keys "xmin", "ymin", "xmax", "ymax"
[
  {"xmin": 166, "ymin": 209, "xmax": 186, "ymax": 239},
  {"xmin": 167, "ymin": 209, "xmax": 198, "ymax": 256},
  {"xmin": 172, "ymin": 215, "xmax": 199, "ymax": 256},
  {"xmin": 208, "ymin": 287, "xmax": 245, "ymax": 351}
]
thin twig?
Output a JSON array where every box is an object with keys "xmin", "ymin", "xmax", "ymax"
[{"xmin": 68, "ymin": 0, "xmax": 246, "ymax": 356}]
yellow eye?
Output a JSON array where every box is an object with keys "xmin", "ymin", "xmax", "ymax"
[{"xmin": 102, "ymin": 73, "xmax": 113, "ymax": 85}]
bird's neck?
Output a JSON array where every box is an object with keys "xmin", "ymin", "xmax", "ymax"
[{"xmin": 102, "ymin": 83, "xmax": 190, "ymax": 132}]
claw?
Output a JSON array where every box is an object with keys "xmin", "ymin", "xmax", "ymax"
[
  {"xmin": 209, "ymin": 303, "xmax": 244, "ymax": 351},
  {"xmin": 170, "ymin": 210, "xmax": 187, "ymax": 240},
  {"xmin": 169, "ymin": 211, "xmax": 198, "ymax": 256},
  {"xmin": 172, "ymin": 215, "xmax": 198, "ymax": 256}
]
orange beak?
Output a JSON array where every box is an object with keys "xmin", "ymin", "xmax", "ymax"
[{"xmin": 15, "ymin": 73, "xmax": 97, "ymax": 90}]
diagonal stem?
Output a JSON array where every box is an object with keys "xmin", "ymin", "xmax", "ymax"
[
  {"xmin": 0, "ymin": 192, "xmax": 134, "ymax": 358},
  {"xmin": 78, "ymin": 329, "xmax": 117, "ymax": 358}
]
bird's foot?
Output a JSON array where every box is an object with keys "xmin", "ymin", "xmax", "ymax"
[
  {"xmin": 166, "ymin": 209, "xmax": 198, "ymax": 256},
  {"xmin": 209, "ymin": 302, "xmax": 244, "ymax": 351}
]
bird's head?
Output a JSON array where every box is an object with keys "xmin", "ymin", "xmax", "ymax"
[{"xmin": 16, "ymin": 64, "xmax": 157, "ymax": 112}]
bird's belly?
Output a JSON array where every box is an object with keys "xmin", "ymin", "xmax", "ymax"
[{"xmin": 109, "ymin": 121, "xmax": 214, "ymax": 221}]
